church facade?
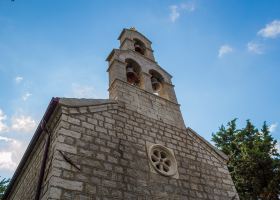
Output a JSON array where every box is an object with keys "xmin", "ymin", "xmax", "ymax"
[{"xmin": 3, "ymin": 28, "xmax": 239, "ymax": 200}]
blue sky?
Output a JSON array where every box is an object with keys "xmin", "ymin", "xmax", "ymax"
[{"xmin": 0, "ymin": 0, "xmax": 280, "ymax": 178}]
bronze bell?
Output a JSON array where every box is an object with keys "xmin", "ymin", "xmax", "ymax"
[
  {"xmin": 126, "ymin": 66, "xmax": 139, "ymax": 85},
  {"xmin": 135, "ymin": 44, "xmax": 141, "ymax": 48},
  {"xmin": 134, "ymin": 44, "xmax": 143, "ymax": 53},
  {"xmin": 151, "ymin": 77, "xmax": 161, "ymax": 91}
]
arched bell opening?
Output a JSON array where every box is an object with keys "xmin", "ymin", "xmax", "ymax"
[
  {"xmin": 149, "ymin": 70, "xmax": 164, "ymax": 95},
  {"xmin": 133, "ymin": 39, "xmax": 146, "ymax": 56},
  {"xmin": 125, "ymin": 59, "xmax": 141, "ymax": 87}
]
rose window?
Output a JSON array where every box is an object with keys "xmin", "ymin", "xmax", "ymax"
[{"xmin": 148, "ymin": 144, "xmax": 178, "ymax": 177}]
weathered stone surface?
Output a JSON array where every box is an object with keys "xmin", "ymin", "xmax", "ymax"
[{"xmin": 36, "ymin": 102, "xmax": 237, "ymax": 199}]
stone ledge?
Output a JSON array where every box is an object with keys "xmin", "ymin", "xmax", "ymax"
[
  {"xmin": 108, "ymin": 79, "xmax": 180, "ymax": 107},
  {"xmin": 59, "ymin": 98, "xmax": 117, "ymax": 107}
]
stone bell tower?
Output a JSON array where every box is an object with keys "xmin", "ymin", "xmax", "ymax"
[
  {"xmin": 3, "ymin": 28, "xmax": 239, "ymax": 200},
  {"xmin": 106, "ymin": 27, "xmax": 185, "ymax": 128}
]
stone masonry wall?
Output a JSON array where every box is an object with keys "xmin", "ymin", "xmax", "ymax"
[
  {"xmin": 45, "ymin": 101, "xmax": 238, "ymax": 200},
  {"xmin": 7, "ymin": 134, "xmax": 46, "ymax": 200},
  {"xmin": 109, "ymin": 80, "xmax": 185, "ymax": 129}
]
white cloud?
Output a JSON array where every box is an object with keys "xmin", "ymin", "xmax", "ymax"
[
  {"xmin": 71, "ymin": 83, "xmax": 96, "ymax": 98},
  {"xmin": 169, "ymin": 2, "xmax": 195, "ymax": 22},
  {"xmin": 218, "ymin": 45, "xmax": 233, "ymax": 58},
  {"xmin": 0, "ymin": 136, "xmax": 25, "ymax": 171},
  {"xmin": 170, "ymin": 5, "xmax": 180, "ymax": 22},
  {"xmin": 0, "ymin": 151, "xmax": 15, "ymax": 170},
  {"xmin": 0, "ymin": 109, "xmax": 9, "ymax": 132},
  {"xmin": 258, "ymin": 20, "xmax": 280, "ymax": 38},
  {"xmin": 15, "ymin": 76, "xmax": 23, "ymax": 83},
  {"xmin": 247, "ymin": 41, "xmax": 264, "ymax": 54},
  {"xmin": 22, "ymin": 92, "xmax": 32, "ymax": 101},
  {"xmin": 1, "ymin": 110, "xmax": 37, "ymax": 133},
  {"xmin": 11, "ymin": 115, "xmax": 36, "ymax": 133},
  {"xmin": 269, "ymin": 122, "xmax": 278, "ymax": 133},
  {"xmin": 180, "ymin": 2, "xmax": 195, "ymax": 11},
  {"xmin": 0, "ymin": 136, "xmax": 13, "ymax": 142}
]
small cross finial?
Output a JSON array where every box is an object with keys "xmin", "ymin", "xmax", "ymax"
[{"xmin": 130, "ymin": 27, "xmax": 136, "ymax": 31}]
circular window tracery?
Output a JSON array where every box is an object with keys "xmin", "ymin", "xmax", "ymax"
[{"xmin": 148, "ymin": 144, "xmax": 178, "ymax": 177}]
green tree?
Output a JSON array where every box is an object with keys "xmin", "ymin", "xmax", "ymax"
[
  {"xmin": 0, "ymin": 177, "xmax": 10, "ymax": 199},
  {"xmin": 212, "ymin": 119, "xmax": 280, "ymax": 200}
]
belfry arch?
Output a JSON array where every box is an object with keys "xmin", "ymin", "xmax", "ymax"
[
  {"xmin": 125, "ymin": 58, "xmax": 141, "ymax": 87},
  {"xmin": 149, "ymin": 69, "xmax": 164, "ymax": 95},
  {"xmin": 133, "ymin": 38, "xmax": 146, "ymax": 55}
]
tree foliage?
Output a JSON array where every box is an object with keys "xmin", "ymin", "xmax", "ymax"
[
  {"xmin": 0, "ymin": 177, "xmax": 10, "ymax": 199},
  {"xmin": 212, "ymin": 119, "xmax": 280, "ymax": 200}
]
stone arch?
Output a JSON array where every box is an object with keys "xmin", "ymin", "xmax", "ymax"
[
  {"xmin": 125, "ymin": 58, "xmax": 142, "ymax": 87},
  {"xmin": 119, "ymin": 51, "xmax": 171, "ymax": 83},
  {"xmin": 133, "ymin": 38, "xmax": 146, "ymax": 55},
  {"xmin": 149, "ymin": 69, "xmax": 164, "ymax": 94}
]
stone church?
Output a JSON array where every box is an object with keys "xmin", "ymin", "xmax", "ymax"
[{"xmin": 3, "ymin": 28, "xmax": 239, "ymax": 200}]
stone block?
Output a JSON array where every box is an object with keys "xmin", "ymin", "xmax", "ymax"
[{"xmin": 51, "ymin": 177, "xmax": 83, "ymax": 191}]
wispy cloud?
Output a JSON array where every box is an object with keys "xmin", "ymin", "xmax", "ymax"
[
  {"xmin": 11, "ymin": 115, "xmax": 36, "ymax": 133},
  {"xmin": 269, "ymin": 122, "xmax": 278, "ymax": 133},
  {"xmin": 0, "ymin": 136, "xmax": 13, "ymax": 142},
  {"xmin": 71, "ymin": 83, "xmax": 96, "ymax": 98},
  {"xmin": 169, "ymin": 2, "xmax": 195, "ymax": 22},
  {"xmin": 0, "ymin": 136, "xmax": 25, "ymax": 171},
  {"xmin": 258, "ymin": 20, "xmax": 280, "ymax": 38},
  {"xmin": 0, "ymin": 109, "xmax": 9, "ymax": 133},
  {"xmin": 22, "ymin": 92, "xmax": 32, "ymax": 101},
  {"xmin": 180, "ymin": 2, "xmax": 195, "ymax": 11},
  {"xmin": 15, "ymin": 76, "xmax": 23, "ymax": 84},
  {"xmin": 218, "ymin": 45, "xmax": 233, "ymax": 58},
  {"xmin": 170, "ymin": 5, "xmax": 180, "ymax": 22},
  {"xmin": 247, "ymin": 41, "xmax": 264, "ymax": 54}
]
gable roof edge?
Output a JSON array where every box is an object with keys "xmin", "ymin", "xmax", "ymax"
[{"xmin": 187, "ymin": 127, "xmax": 229, "ymax": 161}]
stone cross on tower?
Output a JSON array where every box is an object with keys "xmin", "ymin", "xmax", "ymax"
[{"xmin": 106, "ymin": 27, "xmax": 185, "ymax": 128}]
